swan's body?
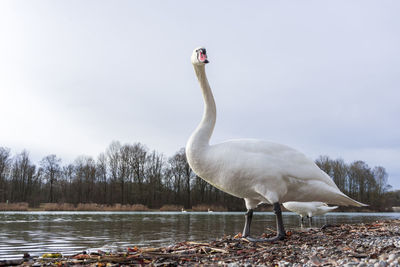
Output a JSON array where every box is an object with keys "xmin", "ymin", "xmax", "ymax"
[
  {"xmin": 186, "ymin": 47, "xmax": 365, "ymax": 240},
  {"xmin": 188, "ymin": 138, "xmax": 362, "ymax": 206},
  {"xmin": 283, "ymin": 201, "xmax": 338, "ymax": 219}
]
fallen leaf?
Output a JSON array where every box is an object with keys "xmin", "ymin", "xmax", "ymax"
[
  {"xmin": 128, "ymin": 246, "xmax": 139, "ymax": 252},
  {"xmin": 233, "ymin": 232, "xmax": 242, "ymax": 239}
]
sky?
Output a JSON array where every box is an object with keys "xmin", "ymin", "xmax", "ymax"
[{"xmin": 0, "ymin": 1, "xmax": 399, "ymax": 189}]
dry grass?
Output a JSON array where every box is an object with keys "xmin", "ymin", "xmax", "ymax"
[
  {"xmin": 191, "ymin": 204, "xmax": 228, "ymax": 212},
  {"xmin": 159, "ymin": 204, "xmax": 184, "ymax": 211},
  {"xmin": 76, "ymin": 203, "xmax": 150, "ymax": 211},
  {"xmin": 75, "ymin": 203, "xmax": 101, "ymax": 211},
  {"xmin": 103, "ymin": 204, "xmax": 149, "ymax": 211},
  {"xmin": 41, "ymin": 203, "xmax": 76, "ymax": 211},
  {"xmin": 0, "ymin": 202, "xmax": 29, "ymax": 211}
]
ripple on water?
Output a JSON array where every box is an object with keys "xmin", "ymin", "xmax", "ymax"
[{"xmin": 0, "ymin": 211, "xmax": 399, "ymax": 260}]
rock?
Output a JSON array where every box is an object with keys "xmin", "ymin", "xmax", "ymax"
[
  {"xmin": 379, "ymin": 253, "xmax": 389, "ymax": 261},
  {"xmin": 310, "ymin": 254, "xmax": 322, "ymax": 266},
  {"xmin": 344, "ymin": 262, "xmax": 359, "ymax": 267},
  {"xmin": 387, "ymin": 253, "xmax": 396, "ymax": 263}
]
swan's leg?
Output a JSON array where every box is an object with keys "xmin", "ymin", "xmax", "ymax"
[
  {"xmin": 242, "ymin": 209, "xmax": 253, "ymax": 237},
  {"xmin": 274, "ymin": 202, "xmax": 286, "ymax": 239},
  {"xmin": 244, "ymin": 202, "xmax": 286, "ymax": 242}
]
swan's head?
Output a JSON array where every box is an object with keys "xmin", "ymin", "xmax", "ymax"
[{"xmin": 191, "ymin": 47, "xmax": 209, "ymax": 66}]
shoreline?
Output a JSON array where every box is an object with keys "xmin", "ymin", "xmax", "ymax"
[
  {"xmin": 0, "ymin": 202, "xmax": 397, "ymax": 213},
  {"xmin": 1, "ymin": 209, "xmax": 399, "ymax": 213},
  {"xmin": 2, "ymin": 219, "xmax": 399, "ymax": 266}
]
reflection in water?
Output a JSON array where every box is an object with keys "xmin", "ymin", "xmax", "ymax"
[{"xmin": 0, "ymin": 211, "xmax": 399, "ymax": 259}]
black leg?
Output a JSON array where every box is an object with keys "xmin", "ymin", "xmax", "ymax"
[
  {"xmin": 244, "ymin": 202, "xmax": 286, "ymax": 242},
  {"xmin": 274, "ymin": 202, "xmax": 286, "ymax": 240},
  {"xmin": 242, "ymin": 209, "xmax": 253, "ymax": 237}
]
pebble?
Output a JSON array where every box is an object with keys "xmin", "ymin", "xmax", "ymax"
[
  {"xmin": 388, "ymin": 254, "xmax": 396, "ymax": 262},
  {"xmin": 344, "ymin": 262, "xmax": 358, "ymax": 267}
]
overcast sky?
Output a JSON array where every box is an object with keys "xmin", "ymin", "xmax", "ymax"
[{"xmin": 1, "ymin": 1, "xmax": 399, "ymax": 189}]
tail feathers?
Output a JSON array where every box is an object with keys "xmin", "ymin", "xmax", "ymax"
[
  {"xmin": 324, "ymin": 205, "xmax": 338, "ymax": 210},
  {"xmin": 335, "ymin": 193, "xmax": 368, "ymax": 207}
]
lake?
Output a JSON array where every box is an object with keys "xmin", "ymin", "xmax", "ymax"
[{"xmin": 1, "ymin": 211, "xmax": 399, "ymax": 259}]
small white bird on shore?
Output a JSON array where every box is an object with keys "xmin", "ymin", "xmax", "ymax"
[{"xmin": 283, "ymin": 201, "xmax": 338, "ymax": 221}]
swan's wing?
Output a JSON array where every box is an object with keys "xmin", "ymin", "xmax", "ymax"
[
  {"xmin": 212, "ymin": 139, "xmax": 338, "ymax": 188},
  {"xmin": 207, "ymin": 139, "xmax": 366, "ymax": 206}
]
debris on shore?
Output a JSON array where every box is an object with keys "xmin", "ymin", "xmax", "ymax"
[{"xmin": 2, "ymin": 219, "xmax": 399, "ymax": 266}]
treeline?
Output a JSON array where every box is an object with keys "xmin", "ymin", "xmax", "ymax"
[
  {"xmin": 315, "ymin": 156, "xmax": 397, "ymax": 210},
  {"xmin": 0, "ymin": 142, "xmax": 243, "ymax": 210},
  {"xmin": 0, "ymin": 143, "xmax": 398, "ymax": 211}
]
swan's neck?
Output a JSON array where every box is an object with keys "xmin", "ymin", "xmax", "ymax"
[{"xmin": 187, "ymin": 64, "xmax": 216, "ymax": 153}]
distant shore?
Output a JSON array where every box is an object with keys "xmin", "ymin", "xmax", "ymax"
[
  {"xmin": 0, "ymin": 202, "xmax": 227, "ymax": 212},
  {"xmin": 2, "ymin": 219, "xmax": 399, "ymax": 266},
  {"xmin": 0, "ymin": 202, "xmax": 398, "ymax": 212}
]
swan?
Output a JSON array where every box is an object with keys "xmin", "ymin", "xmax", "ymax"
[
  {"xmin": 283, "ymin": 201, "xmax": 338, "ymax": 222},
  {"xmin": 185, "ymin": 47, "xmax": 366, "ymax": 241},
  {"xmin": 208, "ymin": 208, "xmax": 213, "ymax": 213},
  {"xmin": 181, "ymin": 208, "xmax": 187, "ymax": 213}
]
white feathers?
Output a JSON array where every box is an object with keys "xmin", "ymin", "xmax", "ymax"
[
  {"xmin": 186, "ymin": 47, "xmax": 366, "ymax": 210},
  {"xmin": 283, "ymin": 201, "xmax": 338, "ymax": 218}
]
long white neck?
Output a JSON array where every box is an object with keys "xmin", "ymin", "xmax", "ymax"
[{"xmin": 186, "ymin": 64, "xmax": 216, "ymax": 153}]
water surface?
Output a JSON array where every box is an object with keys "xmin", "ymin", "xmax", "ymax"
[{"xmin": 1, "ymin": 211, "xmax": 399, "ymax": 259}]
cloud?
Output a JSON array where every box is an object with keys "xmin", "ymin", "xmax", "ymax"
[{"xmin": 0, "ymin": 1, "xmax": 399, "ymax": 189}]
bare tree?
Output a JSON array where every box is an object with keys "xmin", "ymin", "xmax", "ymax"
[
  {"xmin": 73, "ymin": 156, "xmax": 96, "ymax": 203},
  {"xmin": 167, "ymin": 150, "xmax": 185, "ymax": 204},
  {"xmin": 0, "ymin": 147, "xmax": 11, "ymax": 202},
  {"xmin": 315, "ymin": 155, "xmax": 333, "ymax": 177},
  {"xmin": 106, "ymin": 141, "xmax": 122, "ymax": 204},
  {"xmin": 146, "ymin": 150, "xmax": 164, "ymax": 207},
  {"xmin": 331, "ymin": 158, "xmax": 348, "ymax": 194},
  {"xmin": 40, "ymin": 154, "xmax": 61, "ymax": 203},
  {"xmin": 128, "ymin": 143, "xmax": 148, "ymax": 204},
  {"xmin": 96, "ymin": 153, "xmax": 108, "ymax": 204},
  {"xmin": 373, "ymin": 166, "xmax": 389, "ymax": 196}
]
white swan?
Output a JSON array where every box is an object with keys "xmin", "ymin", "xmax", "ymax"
[
  {"xmin": 283, "ymin": 201, "xmax": 338, "ymax": 221},
  {"xmin": 181, "ymin": 208, "xmax": 187, "ymax": 213},
  {"xmin": 208, "ymin": 208, "xmax": 213, "ymax": 213},
  {"xmin": 186, "ymin": 47, "xmax": 366, "ymax": 241}
]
